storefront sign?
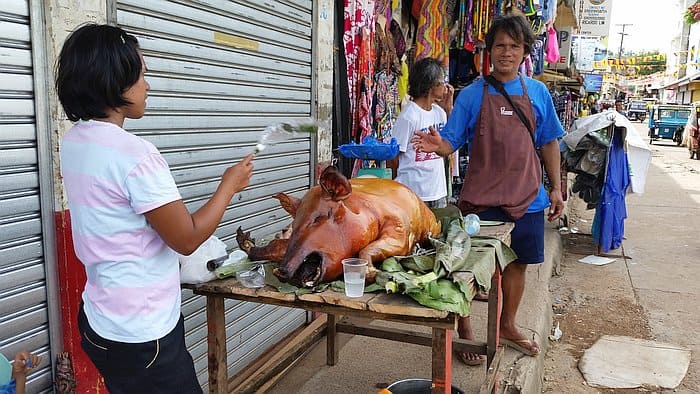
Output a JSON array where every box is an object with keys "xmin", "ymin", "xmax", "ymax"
[
  {"xmin": 579, "ymin": 0, "xmax": 612, "ymax": 37},
  {"xmin": 571, "ymin": 35, "xmax": 599, "ymax": 72},
  {"xmin": 583, "ymin": 73, "xmax": 603, "ymax": 92}
]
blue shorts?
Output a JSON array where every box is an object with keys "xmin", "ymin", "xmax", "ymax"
[{"xmin": 478, "ymin": 207, "xmax": 545, "ymax": 264}]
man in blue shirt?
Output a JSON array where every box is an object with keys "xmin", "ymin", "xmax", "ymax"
[{"xmin": 413, "ymin": 13, "xmax": 565, "ymax": 364}]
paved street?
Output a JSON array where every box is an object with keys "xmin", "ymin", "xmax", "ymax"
[{"xmin": 544, "ymin": 120, "xmax": 700, "ymax": 392}]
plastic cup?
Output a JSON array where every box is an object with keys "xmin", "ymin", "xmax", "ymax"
[{"xmin": 342, "ymin": 258, "xmax": 368, "ymax": 297}]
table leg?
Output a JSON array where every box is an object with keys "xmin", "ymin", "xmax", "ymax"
[
  {"xmin": 431, "ymin": 328, "xmax": 452, "ymax": 394},
  {"xmin": 487, "ymin": 266, "xmax": 503, "ymax": 393},
  {"xmin": 206, "ymin": 296, "xmax": 228, "ymax": 394},
  {"xmin": 326, "ymin": 314, "xmax": 338, "ymax": 365}
]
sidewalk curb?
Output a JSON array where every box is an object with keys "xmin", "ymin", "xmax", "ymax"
[{"xmin": 497, "ymin": 223, "xmax": 561, "ymax": 393}]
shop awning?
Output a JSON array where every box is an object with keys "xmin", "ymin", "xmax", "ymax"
[{"xmin": 662, "ymin": 71, "xmax": 700, "ymax": 89}]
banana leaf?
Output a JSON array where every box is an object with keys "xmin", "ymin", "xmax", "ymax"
[
  {"xmin": 430, "ymin": 205, "xmax": 464, "ymax": 236},
  {"xmin": 408, "ymin": 279, "xmax": 470, "ymax": 316},
  {"xmin": 430, "ymin": 220, "xmax": 471, "ymax": 274},
  {"xmin": 380, "ymin": 258, "xmax": 404, "ymax": 272}
]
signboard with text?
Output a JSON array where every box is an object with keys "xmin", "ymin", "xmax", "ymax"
[
  {"xmin": 579, "ymin": 0, "xmax": 612, "ymax": 37},
  {"xmin": 571, "ymin": 35, "xmax": 600, "ymax": 72},
  {"xmin": 583, "ymin": 73, "xmax": 603, "ymax": 92}
]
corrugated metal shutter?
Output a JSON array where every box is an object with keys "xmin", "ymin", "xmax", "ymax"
[
  {"xmin": 0, "ymin": 0, "xmax": 56, "ymax": 392},
  {"xmin": 116, "ymin": 0, "xmax": 313, "ymax": 387}
]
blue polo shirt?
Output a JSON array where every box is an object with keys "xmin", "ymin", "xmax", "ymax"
[{"xmin": 442, "ymin": 76, "xmax": 566, "ymax": 212}]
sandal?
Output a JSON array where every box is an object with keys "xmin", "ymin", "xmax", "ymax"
[
  {"xmin": 456, "ymin": 351, "xmax": 485, "ymax": 366},
  {"xmin": 473, "ymin": 292, "xmax": 489, "ymax": 302},
  {"xmin": 499, "ymin": 337, "xmax": 540, "ymax": 356}
]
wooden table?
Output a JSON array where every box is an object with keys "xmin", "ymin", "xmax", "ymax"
[{"xmin": 185, "ymin": 223, "xmax": 513, "ymax": 394}]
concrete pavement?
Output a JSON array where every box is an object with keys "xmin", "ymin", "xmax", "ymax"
[
  {"xmin": 264, "ymin": 223, "xmax": 562, "ymax": 394},
  {"xmin": 623, "ymin": 133, "xmax": 700, "ymax": 391}
]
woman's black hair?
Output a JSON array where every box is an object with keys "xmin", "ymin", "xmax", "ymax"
[
  {"xmin": 485, "ymin": 13, "xmax": 536, "ymax": 55},
  {"xmin": 408, "ymin": 57, "xmax": 444, "ymax": 99},
  {"xmin": 56, "ymin": 24, "xmax": 142, "ymax": 122}
]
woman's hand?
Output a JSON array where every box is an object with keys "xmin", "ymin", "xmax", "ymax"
[
  {"xmin": 436, "ymin": 83, "xmax": 454, "ymax": 116},
  {"xmin": 221, "ymin": 153, "xmax": 254, "ymax": 195}
]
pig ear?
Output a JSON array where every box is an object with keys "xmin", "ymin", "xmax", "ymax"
[
  {"xmin": 319, "ymin": 166, "xmax": 352, "ymax": 201},
  {"xmin": 273, "ymin": 193, "xmax": 300, "ymax": 217}
]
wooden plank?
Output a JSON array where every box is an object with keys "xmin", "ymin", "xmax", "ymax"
[
  {"xmin": 231, "ymin": 316, "xmax": 327, "ymax": 393},
  {"xmin": 192, "ymin": 289, "xmax": 456, "ymax": 328},
  {"xmin": 298, "ymin": 289, "xmax": 377, "ymax": 310},
  {"xmin": 326, "ymin": 314, "xmax": 338, "ymax": 366},
  {"xmin": 253, "ymin": 286, "xmax": 297, "ymax": 302},
  {"xmin": 479, "ymin": 222, "xmax": 514, "ymax": 242},
  {"xmin": 206, "ymin": 296, "xmax": 228, "ymax": 394},
  {"xmin": 189, "ymin": 277, "xmax": 297, "ymax": 302},
  {"xmin": 479, "ymin": 346, "xmax": 505, "ymax": 394},
  {"xmin": 431, "ymin": 328, "xmax": 452, "ymax": 394},
  {"xmin": 337, "ymin": 318, "xmax": 433, "ymax": 347},
  {"xmin": 367, "ymin": 292, "xmax": 449, "ymax": 319},
  {"xmin": 335, "ymin": 318, "xmax": 486, "ymax": 354}
]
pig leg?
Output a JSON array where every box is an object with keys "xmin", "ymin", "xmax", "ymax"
[
  {"xmin": 236, "ymin": 227, "xmax": 288, "ymax": 262},
  {"xmin": 358, "ymin": 234, "xmax": 410, "ymax": 284}
]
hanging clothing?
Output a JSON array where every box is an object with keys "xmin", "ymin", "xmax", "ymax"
[
  {"xmin": 458, "ymin": 77, "xmax": 542, "ymax": 220},
  {"xmin": 343, "ymin": 0, "xmax": 377, "ymax": 138},
  {"xmin": 592, "ymin": 129, "xmax": 630, "ymax": 253},
  {"xmin": 415, "ymin": 0, "xmax": 449, "ymax": 64}
]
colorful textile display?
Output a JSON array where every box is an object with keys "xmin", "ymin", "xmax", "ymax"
[
  {"xmin": 343, "ymin": 0, "xmax": 377, "ymax": 139},
  {"xmin": 415, "ymin": 0, "xmax": 450, "ymax": 65}
]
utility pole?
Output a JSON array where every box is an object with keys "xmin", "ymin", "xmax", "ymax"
[{"xmin": 617, "ymin": 23, "xmax": 632, "ymax": 59}]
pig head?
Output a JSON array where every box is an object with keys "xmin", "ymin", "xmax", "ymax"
[{"xmin": 268, "ymin": 166, "xmax": 441, "ymax": 288}]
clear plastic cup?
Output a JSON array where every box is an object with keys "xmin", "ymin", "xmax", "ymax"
[
  {"xmin": 236, "ymin": 265, "xmax": 266, "ymax": 288},
  {"xmin": 342, "ymin": 258, "xmax": 368, "ymax": 297}
]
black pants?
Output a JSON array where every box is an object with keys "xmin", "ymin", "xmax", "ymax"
[{"xmin": 78, "ymin": 303, "xmax": 202, "ymax": 393}]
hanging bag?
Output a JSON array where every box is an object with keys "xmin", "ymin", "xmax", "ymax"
[{"xmin": 545, "ymin": 27, "xmax": 560, "ymax": 64}]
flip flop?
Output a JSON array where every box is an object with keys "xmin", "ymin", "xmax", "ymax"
[
  {"xmin": 456, "ymin": 351, "xmax": 485, "ymax": 366},
  {"xmin": 473, "ymin": 292, "xmax": 489, "ymax": 302},
  {"xmin": 500, "ymin": 337, "xmax": 540, "ymax": 356}
]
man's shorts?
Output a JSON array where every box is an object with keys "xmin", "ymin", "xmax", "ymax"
[{"xmin": 477, "ymin": 207, "xmax": 545, "ymax": 264}]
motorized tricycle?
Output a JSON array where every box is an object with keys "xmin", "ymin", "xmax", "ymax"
[
  {"xmin": 626, "ymin": 100, "xmax": 647, "ymax": 122},
  {"xmin": 648, "ymin": 104, "xmax": 691, "ymax": 145}
]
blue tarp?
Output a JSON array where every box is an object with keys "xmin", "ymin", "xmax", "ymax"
[{"xmin": 591, "ymin": 129, "xmax": 630, "ymax": 252}]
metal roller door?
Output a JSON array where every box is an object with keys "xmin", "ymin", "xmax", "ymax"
[
  {"xmin": 116, "ymin": 0, "xmax": 313, "ymax": 386},
  {"xmin": 0, "ymin": 0, "xmax": 57, "ymax": 392}
]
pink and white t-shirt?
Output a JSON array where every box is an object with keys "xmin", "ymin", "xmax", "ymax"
[{"xmin": 61, "ymin": 120, "xmax": 182, "ymax": 343}]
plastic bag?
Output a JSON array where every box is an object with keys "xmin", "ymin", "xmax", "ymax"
[
  {"xmin": 545, "ymin": 27, "xmax": 560, "ymax": 64},
  {"xmin": 338, "ymin": 136, "xmax": 399, "ymax": 160},
  {"xmin": 179, "ymin": 236, "xmax": 227, "ymax": 284}
]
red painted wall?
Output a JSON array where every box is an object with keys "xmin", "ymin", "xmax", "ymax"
[{"xmin": 55, "ymin": 210, "xmax": 106, "ymax": 392}]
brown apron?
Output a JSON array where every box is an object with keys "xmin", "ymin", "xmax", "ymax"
[{"xmin": 458, "ymin": 76, "xmax": 542, "ymax": 220}]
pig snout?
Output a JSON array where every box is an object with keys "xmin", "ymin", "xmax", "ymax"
[{"xmin": 275, "ymin": 251, "xmax": 326, "ymax": 288}]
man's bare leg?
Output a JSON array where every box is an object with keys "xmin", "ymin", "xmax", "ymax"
[
  {"xmin": 456, "ymin": 316, "xmax": 485, "ymax": 364},
  {"xmin": 500, "ymin": 262, "xmax": 540, "ymax": 354}
]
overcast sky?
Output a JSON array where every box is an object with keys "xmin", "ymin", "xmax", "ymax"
[{"xmin": 608, "ymin": 0, "xmax": 681, "ymax": 54}]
